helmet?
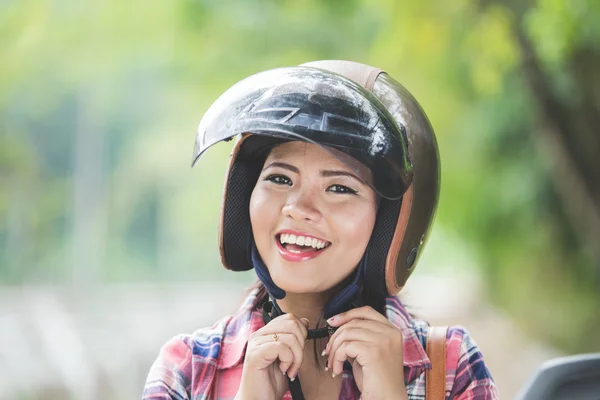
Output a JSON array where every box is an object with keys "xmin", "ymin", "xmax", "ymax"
[{"xmin": 192, "ymin": 60, "xmax": 440, "ymax": 296}]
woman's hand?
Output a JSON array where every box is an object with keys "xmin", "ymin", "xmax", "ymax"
[
  {"xmin": 236, "ymin": 313, "xmax": 309, "ymax": 400},
  {"xmin": 324, "ymin": 306, "xmax": 408, "ymax": 400}
]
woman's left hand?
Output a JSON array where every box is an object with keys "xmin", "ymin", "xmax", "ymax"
[{"xmin": 324, "ymin": 306, "xmax": 408, "ymax": 400}]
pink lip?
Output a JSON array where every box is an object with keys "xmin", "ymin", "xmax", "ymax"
[{"xmin": 275, "ymin": 229, "xmax": 330, "ymax": 262}]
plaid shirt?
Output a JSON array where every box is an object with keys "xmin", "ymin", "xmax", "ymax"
[{"xmin": 143, "ymin": 287, "xmax": 498, "ymax": 399}]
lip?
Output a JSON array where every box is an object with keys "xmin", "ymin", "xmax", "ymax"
[{"xmin": 275, "ymin": 229, "xmax": 331, "ymax": 262}]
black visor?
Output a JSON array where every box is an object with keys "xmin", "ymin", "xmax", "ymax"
[{"xmin": 192, "ymin": 67, "xmax": 413, "ymax": 200}]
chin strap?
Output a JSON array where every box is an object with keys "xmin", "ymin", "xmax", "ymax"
[
  {"xmin": 252, "ymin": 240, "xmax": 368, "ymax": 400},
  {"xmin": 251, "ymin": 241, "xmax": 285, "ymax": 299},
  {"xmin": 251, "ymin": 239, "xmax": 367, "ymax": 319}
]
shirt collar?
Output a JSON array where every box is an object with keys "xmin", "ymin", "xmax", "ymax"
[
  {"xmin": 385, "ymin": 296, "xmax": 432, "ymax": 370},
  {"xmin": 217, "ymin": 287, "xmax": 431, "ymax": 372},
  {"xmin": 217, "ymin": 288, "xmax": 265, "ymax": 369}
]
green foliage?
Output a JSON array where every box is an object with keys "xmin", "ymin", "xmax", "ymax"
[{"xmin": 527, "ymin": 0, "xmax": 600, "ymax": 67}]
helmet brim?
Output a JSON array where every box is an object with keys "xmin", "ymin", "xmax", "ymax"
[{"xmin": 192, "ymin": 67, "xmax": 413, "ymax": 200}]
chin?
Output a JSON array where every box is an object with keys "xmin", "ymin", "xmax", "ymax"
[{"xmin": 269, "ymin": 269, "xmax": 330, "ymax": 295}]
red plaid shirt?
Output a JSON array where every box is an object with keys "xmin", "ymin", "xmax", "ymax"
[{"xmin": 143, "ymin": 286, "xmax": 498, "ymax": 399}]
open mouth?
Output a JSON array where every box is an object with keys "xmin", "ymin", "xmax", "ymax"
[{"xmin": 275, "ymin": 232, "xmax": 331, "ymax": 256}]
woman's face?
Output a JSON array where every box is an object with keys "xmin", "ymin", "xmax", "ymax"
[{"xmin": 249, "ymin": 141, "xmax": 378, "ymax": 295}]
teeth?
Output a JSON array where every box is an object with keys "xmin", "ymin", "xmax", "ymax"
[{"xmin": 279, "ymin": 234, "xmax": 328, "ymax": 249}]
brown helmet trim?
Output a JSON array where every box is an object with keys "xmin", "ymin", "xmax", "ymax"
[
  {"xmin": 218, "ymin": 135, "xmax": 250, "ymax": 270},
  {"xmin": 385, "ymin": 184, "xmax": 414, "ymax": 295},
  {"xmin": 301, "ymin": 60, "xmax": 383, "ymax": 92},
  {"xmin": 364, "ymin": 68, "xmax": 382, "ymax": 91}
]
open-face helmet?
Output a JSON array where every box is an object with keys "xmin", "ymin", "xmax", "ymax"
[{"xmin": 193, "ymin": 60, "xmax": 439, "ymax": 298}]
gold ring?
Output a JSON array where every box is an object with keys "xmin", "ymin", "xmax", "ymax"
[{"xmin": 272, "ymin": 333, "xmax": 279, "ymax": 342}]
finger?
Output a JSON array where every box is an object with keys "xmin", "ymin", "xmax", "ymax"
[
  {"xmin": 259, "ymin": 340, "xmax": 295, "ymax": 374},
  {"xmin": 281, "ymin": 334, "xmax": 304, "ymax": 380},
  {"xmin": 327, "ymin": 306, "xmax": 390, "ymax": 327},
  {"xmin": 330, "ymin": 341, "xmax": 369, "ymax": 377},
  {"xmin": 254, "ymin": 332, "xmax": 304, "ymax": 376},
  {"xmin": 256, "ymin": 330, "xmax": 304, "ymax": 355},
  {"xmin": 284, "ymin": 313, "xmax": 309, "ymax": 341},
  {"xmin": 271, "ymin": 315, "xmax": 308, "ymax": 379},
  {"xmin": 254, "ymin": 332, "xmax": 302, "ymax": 350},
  {"xmin": 300, "ymin": 318, "xmax": 310, "ymax": 329},
  {"xmin": 274, "ymin": 313, "xmax": 309, "ymax": 335},
  {"xmin": 278, "ymin": 346, "xmax": 294, "ymax": 376},
  {"xmin": 325, "ymin": 319, "xmax": 388, "ymax": 355},
  {"xmin": 261, "ymin": 314, "xmax": 308, "ymax": 349},
  {"xmin": 326, "ymin": 327, "xmax": 379, "ymax": 370}
]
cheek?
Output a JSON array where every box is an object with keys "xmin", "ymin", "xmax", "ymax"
[
  {"xmin": 249, "ymin": 186, "xmax": 281, "ymax": 238},
  {"xmin": 333, "ymin": 202, "xmax": 377, "ymax": 247}
]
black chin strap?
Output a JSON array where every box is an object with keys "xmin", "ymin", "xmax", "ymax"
[{"xmin": 261, "ymin": 299, "xmax": 338, "ymax": 400}]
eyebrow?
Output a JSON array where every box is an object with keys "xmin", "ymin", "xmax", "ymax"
[
  {"xmin": 263, "ymin": 161, "xmax": 364, "ymax": 184},
  {"xmin": 263, "ymin": 161, "xmax": 299, "ymax": 174},
  {"xmin": 320, "ymin": 169, "xmax": 364, "ymax": 183}
]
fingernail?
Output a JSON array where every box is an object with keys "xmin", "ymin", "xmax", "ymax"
[
  {"xmin": 283, "ymin": 371, "xmax": 286, "ymax": 375},
  {"xmin": 290, "ymin": 375, "xmax": 296, "ymax": 382},
  {"xmin": 332, "ymin": 372, "xmax": 336, "ymax": 378},
  {"xmin": 321, "ymin": 350, "xmax": 326, "ymax": 356},
  {"xmin": 324, "ymin": 366, "xmax": 329, "ymax": 371},
  {"xmin": 327, "ymin": 317, "xmax": 336, "ymax": 324}
]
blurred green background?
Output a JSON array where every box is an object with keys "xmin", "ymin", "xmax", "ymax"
[{"xmin": 2, "ymin": 0, "xmax": 600, "ymax": 398}]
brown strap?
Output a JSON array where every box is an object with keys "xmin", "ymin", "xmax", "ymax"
[{"xmin": 426, "ymin": 326, "xmax": 448, "ymax": 400}]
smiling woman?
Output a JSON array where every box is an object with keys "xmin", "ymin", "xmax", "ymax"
[
  {"xmin": 250, "ymin": 142, "xmax": 378, "ymax": 295},
  {"xmin": 142, "ymin": 61, "xmax": 499, "ymax": 399}
]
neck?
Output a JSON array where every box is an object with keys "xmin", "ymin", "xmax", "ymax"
[{"xmin": 275, "ymin": 290, "xmax": 334, "ymax": 329}]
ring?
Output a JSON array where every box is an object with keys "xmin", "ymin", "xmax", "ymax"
[{"xmin": 272, "ymin": 333, "xmax": 279, "ymax": 342}]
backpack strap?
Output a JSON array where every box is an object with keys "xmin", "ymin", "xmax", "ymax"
[{"xmin": 425, "ymin": 326, "xmax": 449, "ymax": 400}]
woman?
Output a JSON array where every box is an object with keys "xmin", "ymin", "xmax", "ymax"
[{"xmin": 143, "ymin": 61, "xmax": 498, "ymax": 399}]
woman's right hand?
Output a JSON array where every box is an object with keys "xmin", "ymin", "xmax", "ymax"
[{"xmin": 235, "ymin": 313, "xmax": 309, "ymax": 400}]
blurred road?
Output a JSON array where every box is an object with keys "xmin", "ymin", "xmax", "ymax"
[{"xmin": 0, "ymin": 274, "xmax": 561, "ymax": 399}]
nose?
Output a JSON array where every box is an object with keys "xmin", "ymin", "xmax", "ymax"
[{"xmin": 281, "ymin": 188, "xmax": 322, "ymax": 222}]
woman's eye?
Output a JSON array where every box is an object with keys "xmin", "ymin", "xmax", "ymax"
[
  {"xmin": 265, "ymin": 174, "xmax": 292, "ymax": 186},
  {"xmin": 327, "ymin": 184, "xmax": 358, "ymax": 195}
]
